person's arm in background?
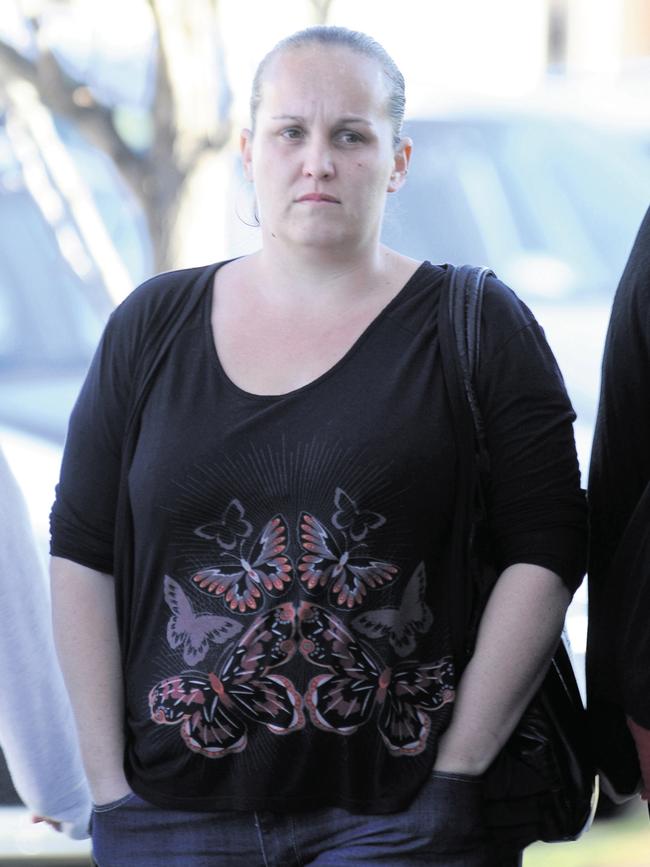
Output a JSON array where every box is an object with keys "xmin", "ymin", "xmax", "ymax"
[
  {"xmin": 50, "ymin": 558, "xmax": 130, "ymax": 806},
  {"xmin": 588, "ymin": 206, "xmax": 650, "ymax": 802},
  {"xmin": 0, "ymin": 448, "xmax": 91, "ymax": 838}
]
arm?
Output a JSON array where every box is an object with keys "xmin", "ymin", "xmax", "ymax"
[
  {"xmin": 588, "ymin": 207, "xmax": 650, "ymax": 798},
  {"xmin": 589, "ymin": 207, "xmax": 650, "ymax": 575},
  {"xmin": 0, "ymin": 451, "xmax": 91, "ymax": 837},
  {"xmin": 434, "ymin": 563, "xmax": 570, "ymax": 774},
  {"xmin": 50, "ymin": 557, "xmax": 130, "ymax": 805},
  {"xmin": 435, "ymin": 278, "xmax": 585, "ymax": 774},
  {"xmin": 48, "ymin": 290, "xmax": 138, "ymax": 804}
]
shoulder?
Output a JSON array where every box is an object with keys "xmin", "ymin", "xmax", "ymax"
[
  {"xmin": 111, "ymin": 263, "xmax": 218, "ymax": 328},
  {"xmin": 623, "ymin": 206, "xmax": 650, "ymax": 294},
  {"xmin": 609, "ymin": 207, "xmax": 650, "ymax": 336},
  {"xmin": 79, "ymin": 262, "xmax": 221, "ymax": 389},
  {"xmin": 478, "ymin": 272, "xmax": 539, "ymax": 361},
  {"xmin": 482, "ymin": 273, "xmax": 535, "ymax": 329},
  {"xmin": 100, "ymin": 262, "xmax": 220, "ymax": 356}
]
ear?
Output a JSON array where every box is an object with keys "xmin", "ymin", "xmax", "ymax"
[
  {"xmin": 387, "ymin": 137, "xmax": 412, "ymax": 193},
  {"xmin": 240, "ymin": 128, "xmax": 254, "ymax": 182}
]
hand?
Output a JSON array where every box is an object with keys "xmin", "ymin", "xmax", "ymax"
[
  {"xmin": 627, "ymin": 717, "xmax": 650, "ymax": 800},
  {"xmin": 31, "ymin": 816, "xmax": 62, "ymax": 832}
]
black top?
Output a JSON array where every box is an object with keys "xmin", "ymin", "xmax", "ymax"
[
  {"xmin": 588, "ymin": 207, "xmax": 650, "ymax": 787},
  {"xmin": 51, "ymin": 261, "xmax": 586, "ymax": 813}
]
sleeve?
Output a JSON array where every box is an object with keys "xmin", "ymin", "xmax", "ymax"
[
  {"xmin": 0, "ymin": 448, "xmax": 91, "ymax": 836},
  {"xmin": 588, "ymin": 207, "xmax": 650, "ymax": 581},
  {"xmin": 587, "ymin": 207, "xmax": 650, "ymax": 730},
  {"xmin": 476, "ymin": 277, "xmax": 587, "ymax": 592},
  {"xmin": 49, "ymin": 290, "xmax": 144, "ymax": 574}
]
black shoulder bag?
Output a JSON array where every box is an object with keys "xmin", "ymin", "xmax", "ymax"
[{"xmin": 441, "ymin": 264, "xmax": 598, "ymax": 848}]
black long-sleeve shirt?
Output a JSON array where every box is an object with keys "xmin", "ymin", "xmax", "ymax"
[
  {"xmin": 588, "ymin": 207, "xmax": 650, "ymax": 790},
  {"xmin": 51, "ymin": 261, "xmax": 585, "ymax": 812}
]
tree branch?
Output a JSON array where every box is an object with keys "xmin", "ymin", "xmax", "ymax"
[{"xmin": 0, "ymin": 36, "xmax": 145, "ymax": 195}]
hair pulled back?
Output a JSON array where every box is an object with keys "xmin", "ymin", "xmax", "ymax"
[{"xmin": 249, "ymin": 26, "xmax": 406, "ymax": 147}]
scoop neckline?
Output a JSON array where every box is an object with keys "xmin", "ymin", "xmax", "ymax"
[{"xmin": 204, "ymin": 260, "xmax": 434, "ymax": 402}]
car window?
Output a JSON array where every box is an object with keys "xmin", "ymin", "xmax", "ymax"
[
  {"xmin": 384, "ymin": 116, "xmax": 650, "ymax": 301},
  {"xmin": 0, "ymin": 189, "xmax": 108, "ymax": 370}
]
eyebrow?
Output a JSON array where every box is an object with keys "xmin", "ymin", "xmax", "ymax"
[{"xmin": 270, "ymin": 115, "xmax": 374, "ymax": 126}]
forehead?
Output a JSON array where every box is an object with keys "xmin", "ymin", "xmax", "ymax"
[{"xmin": 258, "ymin": 44, "xmax": 390, "ymax": 117}]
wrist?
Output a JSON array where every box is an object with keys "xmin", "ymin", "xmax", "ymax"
[
  {"xmin": 433, "ymin": 755, "xmax": 488, "ymax": 776},
  {"xmin": 434, "ymin": 739, "xmax": 491, "ymax": 776},
  {"xmin": 434, "ymin": 723, "xmax": 500, "ymax": 776},
  {"xmin": 89, "ymin": 772, "xmax": 131, "ymax": 806}
]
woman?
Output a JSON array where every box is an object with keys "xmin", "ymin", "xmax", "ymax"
[{"xmin": 50, "ymin": 26, "xmax": 586, "ymax": 867}]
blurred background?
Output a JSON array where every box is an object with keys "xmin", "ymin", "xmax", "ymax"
[{"xmin": 0, "ymin": 0, "xmax": 649, "ymax": 862}]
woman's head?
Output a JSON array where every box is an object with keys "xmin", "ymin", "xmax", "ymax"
[
  {"xmin": 241, "ymin": 27, "xmax": 411, "ymax": 254},
  {"xmin": 250, "ymin": 26, "xmax": 406, "ymax": 148}
]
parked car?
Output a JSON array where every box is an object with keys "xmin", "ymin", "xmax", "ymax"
[{"xmin": 381, "ymin": 107, "xmax": 650, "ymax": 697}]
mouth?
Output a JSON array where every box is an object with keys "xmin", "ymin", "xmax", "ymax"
[{"xmin": 296, "ymin": 193, "xmax": 340, "ymax": 203}]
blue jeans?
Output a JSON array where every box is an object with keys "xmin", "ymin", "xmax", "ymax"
[{"xmin": 91, "ymin": 771, "xmax": 522, "ymax": 866}]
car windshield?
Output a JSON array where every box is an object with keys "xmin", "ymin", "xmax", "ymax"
[{"xmin": 383, "ymin": 115, "xmax": 650, "ymax": 302}]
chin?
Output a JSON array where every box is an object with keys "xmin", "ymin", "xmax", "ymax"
[{"xmin": 287, "ymin": 228, "xmax": 350, "ymax": 249}]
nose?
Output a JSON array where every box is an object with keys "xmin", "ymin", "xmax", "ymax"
[{"xmin": 302, "ymin": 138, "xmax": 335, "ymax": 180}]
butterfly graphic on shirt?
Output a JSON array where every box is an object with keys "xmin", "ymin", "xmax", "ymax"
[
  {"xmin": 351, "ymin": 562, "xmax": 433, "ymax": 658},
  {"xmin": 331, "ymin": 487, "xmax": 386, "ymax": 542},
  {"xmin": 193, "ymin": 498, "xmax": 253, "ymax": 550},
  {"xmin": 163, "ymin": 575, "xmax": 243, "ymax": 666},
  {"xmin": 192, "ymin": 514, "xmax": 293, "ymax": 613},
  {"xmin": 297, "ymin": 602, "xmax": 454, "ymax": 756},
  {"xmin": 297, "ymin": 512, "xmax": 398, "ymax": 609},
  {"xmin": 149, "ymin": 603, "xmax": 304, "ymax": 758}
]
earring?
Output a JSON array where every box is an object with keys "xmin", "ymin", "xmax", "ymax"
[{"xmin": 235, "ymin": 178, "xmax": 260, "ymax": 228}]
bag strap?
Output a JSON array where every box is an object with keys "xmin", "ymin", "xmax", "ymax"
[
  {"xmin": 437, "ymin": 264, "xmax": 493, "ymax": 662},
  {"xmin": 448, "ymin": 264, "xmax": 493, "ymax": 480}
]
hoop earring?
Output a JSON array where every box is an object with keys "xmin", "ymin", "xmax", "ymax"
[{"xmin": 235, "ymin": 178, "xmax": 260, "ymax": 229}]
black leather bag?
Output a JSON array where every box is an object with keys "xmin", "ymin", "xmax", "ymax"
[{"xmin": 441, "ymin": 264, "xmax": 598, "ymax": 848}]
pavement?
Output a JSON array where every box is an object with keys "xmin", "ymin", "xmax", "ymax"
[{"xmin": 525, "ymin": 799, "xmax": 649, "ymax": 866}]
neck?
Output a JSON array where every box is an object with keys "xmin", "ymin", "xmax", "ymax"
[{"xmin": 250, "ymin": 241, "xmax": 397, "ymax": 308}]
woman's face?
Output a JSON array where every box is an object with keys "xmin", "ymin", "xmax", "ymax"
[{"xmin": 241, "ymin": 44, "xmax": 410, "ymax": 256}]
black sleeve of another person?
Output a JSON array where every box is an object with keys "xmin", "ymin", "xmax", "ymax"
[{"xmin": 587, "ymin": 206, "xmax": 650, "ymax": 785}]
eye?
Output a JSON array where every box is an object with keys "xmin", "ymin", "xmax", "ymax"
[
  {"xmin": 335, "ymin": 130, "xmax": 365, "ymax": 145},
  {"xmin": 281, "ymin": 127, "xmax": 304, "ymax": 141}
]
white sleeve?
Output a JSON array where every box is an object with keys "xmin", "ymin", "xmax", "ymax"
[{"xmin": 0, "ymin": 447, "xmax": 91, "ymax": 838}]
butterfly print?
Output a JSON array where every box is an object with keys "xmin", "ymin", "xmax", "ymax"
[
  {"xmin": 149, "ymin": 603, "xmax": 304, "ymax": 758},
  {"xmin": 352, "ymin": 562, "xmax": 433, "ymax": 658},
  {"xmin": 194, "ymin": 498, "xmax": 253, "ymax": 550},
  {"xmin": 331, "ymin": 487, "xmax": 386, "ymax": 542},
  {"xmin": 163, "ymin": 575, "xmax": 243, "ymax": 666},
  {"xmin": 297, "ymin": 602, "xmax": 454, "ymax": 756},
  {"xmin": 297, "ymin": 513, "xmax": 398, "ymax": 609},
  {"xmin": 192, "ymin": 514, "xmax": 293, "ymax": 613}
]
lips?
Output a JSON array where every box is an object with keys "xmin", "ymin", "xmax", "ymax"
[{"xmin": 296, "ymin": 193, "xmax": 340, "ymax": 203}]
